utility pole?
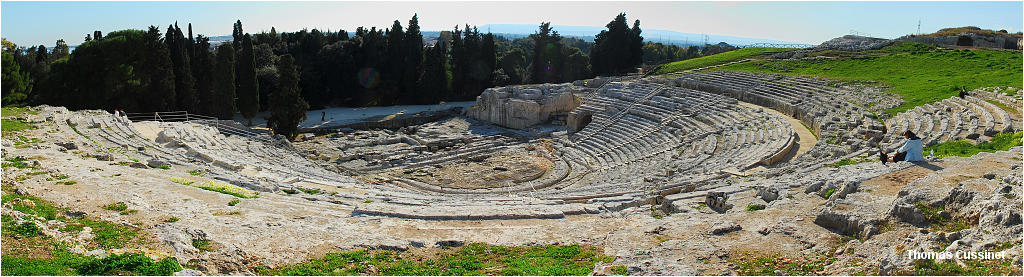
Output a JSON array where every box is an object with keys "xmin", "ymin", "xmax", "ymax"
[{"xmin": 917, "ymin": 19, "xmax": 921, "ymax": 35}]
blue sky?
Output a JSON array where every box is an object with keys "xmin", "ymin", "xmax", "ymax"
[{"xmin": 2, "ymin": 1, "xmax": 1022, "ymax": 47}]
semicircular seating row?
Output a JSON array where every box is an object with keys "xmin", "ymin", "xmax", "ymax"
[{"xmin": 882, "ymin": 93, "xmax": 1020, "ymax": 152}]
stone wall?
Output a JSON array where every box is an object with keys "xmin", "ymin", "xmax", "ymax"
[{"xmin": 467, "ymin": 84, "xmax": 582, "ymax": 129}]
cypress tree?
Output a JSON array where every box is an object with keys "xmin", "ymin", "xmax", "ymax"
[
  {"xmin": 630, "ymin": 19, "xmax": 644, "ymax": 70},
  {"xmin": 385, "ymin": 20, "xmax": 405, "ymax": 105},
  {"xmin": 267, "ymin": 54, "xmax": 308, "ymax": 140},
  {"xmin": 480, "ymin": 33, "xmax": 497, "ymax": 87},
  {"xmin": 236, "ymin": 34, "xmax": 260, "ymax": 125},
  {"xmin": 142, "ymin": 26, "xmax": 176, "ymax": 112},
  {"xmin": 419, "ymin": 41, "xmax": 447, "ymax": 104},
  {"xmin": 192, "ymin": 35, "xmax": 215, "ymax": 116},
  {"xmin": 213, "ymin": 44, "xmax": 236, "ymax": 119},
  {"xmin": 403, "ymin": 14, "xmax": 424, "ymax": 104},
  {"xmin": 232, "ymin": 20, "xmax": 243, "ymax": 50},
  {"xmin": 167, "ymin": 24, "xmax": 198, "ymax": 112},
  {"xmin": 449, "ymin": 26, "xmax": 463, "ymax": 99}
]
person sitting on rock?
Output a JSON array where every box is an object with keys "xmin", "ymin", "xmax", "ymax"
[{"xmin": 880, "ymin": 130, "xmax": 924, "ymax": 164}]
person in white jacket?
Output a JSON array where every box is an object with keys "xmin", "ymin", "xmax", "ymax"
[{"xmin": 880, "ymin": 131, "xmax": 924, "ymax": 164}]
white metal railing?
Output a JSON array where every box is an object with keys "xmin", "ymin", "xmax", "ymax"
[{"xmin": 124, "ymin": 111, "xmax": 270, "ymax": 141}]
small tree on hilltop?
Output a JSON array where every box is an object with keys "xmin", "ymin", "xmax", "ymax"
[{"xmin": 267, "ymin": 54, "xmax": 308, "ymax": 141}]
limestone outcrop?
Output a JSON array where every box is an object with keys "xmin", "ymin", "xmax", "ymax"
[{"xmin": 467, "ymin": 84, "xmax": 581, "ymax": 129}]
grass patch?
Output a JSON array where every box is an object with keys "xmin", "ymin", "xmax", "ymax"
[
  {"xmin": 188, "ymin": 170, "xmax": 205, "ymax": 176},
  {"xmin": 609, "ymin": 265, "xmax": 627, "ymax": 275},
  {"xmin": 730, "ymin": 252, "xmax": 835, "ymax": 275},
  {"xmin": 57, "ymin": 180, "xmax": 77, "ymax": 185},
  {"xmin": 228, "ymin": 199, "xmax": 241, "ymax": 206},
  {"xmin": 102, "ymin": 202, "xmax": 128, "ymax": 212},
  {"xmin": 1, "ymin": 185, "xmax": 175, "ymax": 276},
  {"xmin": 745, "ymin": 204, "xmax": 766, "ymax": 211},
  {"xmin": 259, "ymin": 243, "xmax": 610, "ymax": 276},
  {"xmin": 907, "ymin": 258, "xmax": 1020, "ymax": 276},
  {"xmin": 297, "ymin": 188, "xmax": 321, "ymax": 195},
  {"xmin": 828, "ymin": 156, "xmax": 875, "ymax": 168},
  {"xmin": 170, "ymin": 178, "xmax": 194, "ymax": 186},
  {"xmin": 1, "ymin": 106, "xmax": 39, "ymax": 117},
  {"xmin": 824, "ymin": 188, "xmax": 836, "ymax": 199},
  {"xmin": 924, "ymin": 131, "xmax": 1023, "ymax": 158},
  {"xmin": 714, "ymin": 42, "xmax": 1023, "ymax": 115},
  {"xmin": 915, "ymin": 201, "xmax": 972, "ymax": 232},
  {"xmin": 282, "ymin": 189, "xmax": 298, "ymax": 195},
  {"xmin": 192, "ymin": 239, "xmax": 215, "ymax": 252},
  {"xmin": 165, "ymin": 217, "xmax": 179, "ymax": 223},
  {"xmin": 149, "ymin": 164, "xmax": 170, "ymax": 170},
  {"xmin": 2, "ymin": 191, "xmax": 58, "ymax": 220},
  {"xmin": 985, "ymin": 99, "xmax": 1020, "ymax": 115},
  {"xmin": 2, "ymin": 157, "xmax": 34, "ymax": 169},
  {"xmin": 172, "ymin": 178, "xmax": 258, "ymax": 198},
  {"xmin": 654, "ymin": 47, "xmax": 795, "ymax": 74},
  {"xmin": 196, "ymin": 181, "xmax": 258, "ymax": 198},
  {"xmin": 1, "ymin": 118, "xmax": 36, "ymax": 136}
]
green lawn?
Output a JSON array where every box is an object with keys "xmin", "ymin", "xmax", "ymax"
[
  {"xmin": 652, "ymin": 47, "xmax": 796, "ymax": 74},
  {"xmin": 924, "ymin": 131, "xmax": 1023, "ymax": 158},
  {"xmin": 712, "ymin": 42, "xmax": 1023, "ymax": 115}
]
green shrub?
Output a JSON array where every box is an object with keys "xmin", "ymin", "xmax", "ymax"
[
  {"xmin": 745, "ymin": 204, "xmax": 766, "ymax": 211},
  {"xmin": 260, "ymin": 243, "xmax": 610, "ymax": 276},
  {"xmin": 192, "ymin": 239, "xmax": 214, "ymax": 252},
  {"xmin": 228, "ymin": 199, "xmax": 240, "ymax": 206},
  {"xmin": 74, "ymin": 253, "xmax": 182, "ymax": 275},
  {"xmin": 2, "ymin": 157, "xmax": 33, "ymax": 169},
  {"xmin": 610, "ymin": 265, "xmax": 628, "ymax": 275},
  {"xmin": 103, "ymin": 202, "xmax": 128, "ymax": 212},
  {"xmin": 10, "ymin": 222, "xmax": 42, "ymax": 237}
]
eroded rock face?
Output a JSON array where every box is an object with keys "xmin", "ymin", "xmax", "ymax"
[{"xmin": 467, "ymin": 84, "xmax": 581, "ymax": 129}]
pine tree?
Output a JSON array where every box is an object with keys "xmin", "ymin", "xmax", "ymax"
[
  {"xmin": 529, "ymin": 22, "xmax": 561, "ymax": 84},
  {"xmin": 35, "ymin": 45, "xmax": 47, "ymax": 64},
  {"xmin": 213, "ymin": 44, "xmax": 236, "ymax": 119},
  {"xmin": 236, "ymin": 34, "xmax": 260, "ymax": 125},
  {"xmin": 591, "ymin": 13, "xmax": 643, "ymax": 75},
  {"xmin": 267, "ymin": 54, "xmax": 308, "ymax": 141},
  {"xmin": 51, "ymin": 39, "xmax": 70, "ymax": 61},
  {"xmin": 2, "ymin": 51, "xmax": 33, "ymax": 105}
]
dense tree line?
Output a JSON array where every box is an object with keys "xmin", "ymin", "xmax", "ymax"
[
  {"xmin": 642, "ymin": 42, "xmax": 701, "ymax": 64},
  {"xmin": 2, "ymin": 13, "xmax": 655, "ymax": 140}
]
